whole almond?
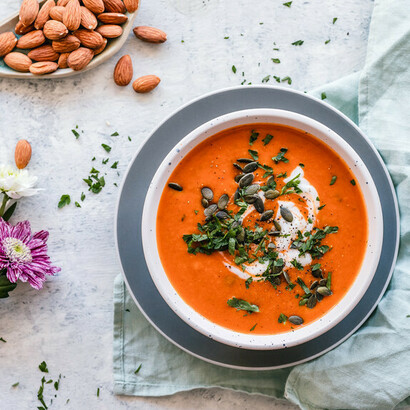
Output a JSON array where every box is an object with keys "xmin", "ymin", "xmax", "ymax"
[
  {"xmin": 15, "ymin": 140, "xmax": 32, "ymax": 169},
  {"xmin": 4, "ymin": 52, "xmax": 32, "ymax": 72},
  {"xmin": 19, "ymin": 0, "xmax": 39, "ymax": 27},
  {"xmin": 124, "ymin": 0, "xmax": 139, "ymax": 13},
  {"xmin": 52, "ymin": 35, "xmax": 81, "ymax": 53},
  {"xmin": 102, "ymin": 0, "xmax": 126, "ymax": 13},
  {"xmin": 28, "ymin": 45, "xmax": 60, "ymax": 61},
  {"xmin": 49, "ymin": 6, "xmax": 65, "ymax": 22},
  {"xmin": 0, "ymin": 32, "xmax": 17, "ymax": 57},
  {"xmin": 113, "ymin": 54, "xmax": 132, "ymax": 86},
  {"xmin": 15, "ymin": 21, "xmax": 34, "ymax": 35},
  {"xmin": 132, "ymin": 75, "xmax": 161, "ymax": 93},
  {"xmin": 93, "ymin": 38, "xmax": 107, "ymax": 55},
  {"xmin": 80, "ymin": 6, "xmax": 98, "ymax": 30},
  {"xmin": 67, "ymin": 47, "xmax": 94, "ymax": 70},
  {"xmin": 96, "ymin": 24, "xmax": 123, "ymax": 38},
  {"xmin": 29, "ymin": 61, "xmax": 58, "ymax": 75},
  {"xmin": 83, "ymin": 0, "xmax": 105, "ymax": 14},
  {"xmin": 58, "ymin": 52, "xmax": 70, "ymax": 68},
  {"xmin": 73, "ymin": 29, "xmax": 104, "ymax": 49},
  {"xmin": 34, "ymin": 0, "xmax": 55, "ymax": 29},
  {"xmin": 63, "ymin": 0, "xmax": 81, "ymax": 31},
  {"xmin": 97, "ymin": 12, "xmax": 128, "ymax": 24},
  {"xmin": 43, "ymin": 20, "xmax": 68, "ymax": 40},
  {"xmin": 133, "ymin": 26, "xmax": 167, "ymax": 43},
  {"xmin": 57, "ymin": 0, "xmax": 70, "ymax": 6},
  {"xmin": 16, "ymin": 30, "xmax": 45, "ymax": 49}
]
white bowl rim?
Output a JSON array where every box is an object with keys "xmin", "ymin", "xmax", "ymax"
[{"xmin": 141, "ymin": 108, "xmax": 384, "ymax": 350}]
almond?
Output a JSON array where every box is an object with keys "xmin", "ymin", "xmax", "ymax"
[
  {"xmin": 97, "ymin": 12, "xmax": 128, "ymax": 24},
  {"xmin": 113, "ymin": 54, "xmax": 132, "ymax": 86},
  {"xmin": 43, "ymin": 20, "xmax": 68, "ymax": 40},
  {"xmin": 4, "ymin": 52, "xmax": 32, "ymax": 72},
  {"xmin": 63, "ymin": 0, "xmax": 81, "ymax": 31},
  {"xmin": 19, "ymin": 0, "xmax": 39, "ymax": 27},
  {"xmin": 73, "ymin": 29, "xmax": 104, "ymax": 49},
  {"xmin": 49, "ymin": 6, "xmax": 66, "ymax": 22},
  {"xmin": 124, "ymin": 0, "xmax": 139, "ymax": 13},
  {"xmin": 0, "ymin": 32, "xmax": 17, "ymax": 57},
  {"xmin": 34, "ymin": 0, "xmax": 55, "ymax": 29},
  {"xmin": 28, "ymin": 45, "xmax": 60, "ymax": 61},
  {"xmin": 16, "ymin": 30, "xmax": 45, "ymax": 49},
  {"xmin": 96, "ymin": 24, "xmax": 123, "ymax": 38},
  {"xmin": 58, "ymin": 52, "xmax": 70, "ymax": 68},
  {"xmin": 132, "ymin": 75, "xmax": 160, "ymax": 93},
  {"xmin": 57, "ymin": 0, "xmax": 70, "ymax": 5},
  {"xmin": 133, "ymin": 26, "xmax": 167, "ymax": 43},
  {"xmin": 15, "ymin": 21, "xmax": 34, "ymax": 35},
  {"xmin": 67, "ymin": 47, "xmax": 94, "ymax": 70},
  {"xmin": 29, "ymin": 61, "xmax": 58, "ymax": 75},
  {"xmin": 52, "ymin": 35, "xmax": 81, "ymax": 53},
  {"xmin": 93, "ymin": 37, "xmax": 107, "ymax": 55},
  {"xmin": 83, "ymin": 0, "xmax": 105, "ymax": 14},
  {"xmin": 80, "ymin": 6, "xmax": 98, "ymax": 30},
  {"xmin": 102, "ymin": 0, "xmax": 126, "ymax": 13},
  {"xmin": 15, "ymin": 140, "xmax": 32, "ymax": 169}
]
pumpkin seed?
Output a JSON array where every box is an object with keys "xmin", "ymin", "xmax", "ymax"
[
  {"xmin": 201, "ymin": 187, "xmax": 214, "ymax": 201},
  {"xmin": 283, "ymin": 270, "xmax": 291, "ymax": 284},
  {"xmin": 237, "ymin": 158, "xmax": 253, "ymax": 163},
  {"xmin": 244, "ymin": 184, "xmax": 260, "ymax": 196},
  {"xmin": 260, "ymin": 210, "xmax": 274, "ymax": 221},
  {"xmin": 231, "ymin": 221, "xmax": 240, "ymax": 229},
  {"xmin": 267, "ymin": 242, "xmax": 276, "ymax": 250},
  {"xmin": 317, "ymin": 286, "xmax": 332, "ymax": 296},
  {"xmin": 233, "ymin": 163, "xmax": 243, "ymax": 172},
  {"xmin": 264, "ymin": 189, "xmax": 280, "ymax": 199},
  {"xmin": 310, "ymin": 280, "xmax": 319, "ymax": 291},
  {"xmin": 271, "ymin": 265, "xmax": 282, "ymax": 274},
  {"xmin": 319, "ymin": 279, "xmax": 327, "ymax": 286},
  {"xmin": 204, "ymin": 204, "xmax": 218, "ymax": 217},
  {"xmin": 234, "ymin": 188, "xmax": 240, "ymax": 201},
  {"xmin": 234, "ymin": 173, "xmax": 245, "ymax": 183},
  {"xmin": 316, "ymin": 292, "xmax": 324, "ymax": 302},
  {"xmin": 243, "ymin": 161, "xmax": 258, "ymax": 173},
  {"xmin": 306, "ymin": 294, "xmax": 317, "ymax": 309},
  {"xmin": 312, "ymin": 268, "xmax": 323, "ymax": 278},
  {"xmin": 254, "ymin": 196, "xmax": 264, "ymax": 213},
  {"xmin": 239, "ymin": 173, "xmax": 254, "ymax": 188},
  {"xmin": 244, "ymin": 195, "xmax": 258, "ymax": 204},
  {"xmin": 201, "ymin": 198, "xmax": 209, "ymax": 208},
  {"xmin": 289, "ymin": 315, "xmax": 304, "ymax": 325},
  {"xmin": 267, "ymin": 176, "xmax": 275, "ymax": 186},
  {"xmin": 273, "ymin": 220, "xmax": 282, "ymax": 231},
  {"xmin": 280, "ymin": 206, "xmax": 293, "ymax": 222},
  {"xmin": 268, "ymin": 229, "xmax": 280, "ymax": 236},
  {"xmin": 236, "ymin": 226, "xmax": 245, "ymax": 242},
  {"xmin": 271, "ymin": 276, "xmax": 281, "ymax": 286},
  {"xmin": 215, "ymin": 210, "xmax": 229, "ymax": 219},
  {"xmin": 291, "ymin": 241, "xmax": 301, "ymax": 249},
  {"xmin": 168, "ymin": 182, "xmax": 183, "ymax": 191},
  {"xmin": 217, "ymin": 194, "xmax": 229, "ymax": 210}
]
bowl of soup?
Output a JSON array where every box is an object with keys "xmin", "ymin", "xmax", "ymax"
[{"xmin": 141, "ymin": 108, "xmax": 383, "ymax": 350}]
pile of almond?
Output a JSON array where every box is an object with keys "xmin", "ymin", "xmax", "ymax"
[{"xmin": 0, "ymin": 0, "xmax": 139, "ymax": 75}]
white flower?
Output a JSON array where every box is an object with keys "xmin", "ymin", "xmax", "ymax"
[{"xmin": 0, "ymin": 164, "xmax": 39, "ymax": 200}]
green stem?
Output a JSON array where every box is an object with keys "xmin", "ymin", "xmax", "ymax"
[{"xmin": 0, "ymin": 194, "xmax": 8, "ymax": 218}]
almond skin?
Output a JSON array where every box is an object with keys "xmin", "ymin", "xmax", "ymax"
[
  {"xmin": 19, "ymin": 0, "xmax": 39, "ymax": 27},
  {"xmin": 34, "ymin": 0, "xmax": 55, "ymax": 29},
  {"xmin": 15, "ymin": 21, "xmax": 34, "ymax": 35},
  {"xmin": 29, "ymin": 61, "xmax": 59, "ymax": 75},
  {"xmin": 52, "ymin": 35, "xmax": 81, "ymax": 53},
  {"xmin": 49, "ymin": 6, "xmax": 66, "ymax": 22},
  {"xmin": 43, "ymin": 20, "xmax": 69, "ymax": 40},
  {"xmin": 28, "ymin": 45, "xmax": 60, "ymax": 62},
  {"xmin": 102, "ymin": 0, "xmax": 126, "ymax": 13},
  {"xmin": 124, "ymin": 0, "xmax": 139, "ymax": 13},
  {"xmin": 96, "ymin": 24, "xmax": 123, "ymax": 38},
  {"xmin": 57, "ymin": 0, "xmax": 70, "ymax": 6},
  {"xmin": 80, "ymin": 6, "xmax": 98, "ymax": 30},
  {"xmin": 58, "ymin": 52, "xmax": 70, "ymax": 68},
  {"xmin": 4, "ymin": 52, "xmax": 32, "ymax": 72},
  {"xmin": 132, "ymin": 75, "xmax": 161, "ymax": 93},
  {"xmin": 93, "ymin": 38, "xmax": 107, "ymax": 55},
  {"xmin": 83, "ymin": 0, "xmax": 105, "ymax": 14},
  {"xmin": 73, "ymin": 29, "xmax": 104, "ymax": 49},
  {"xmin": 15, "ymin": 140, "xmax": 32, "ymax": 169},
  {"xmin": 97, "ymin": 12, "xmax": 128, "ymax": 24},
  {"xmin": 0, "ymin": 32, "xmax": 17, "ymax": 57},
  {"xmin": 133, "ymin": 26, "xmax": 167, "ymax": 43},
  {"xmin": 16, "ymin": 30, "xmax": 45, "ymax": 49},
  {"xmin": 67, "ymin": 47, "xmax": 94, "ymax": 70},
  {"xmin": 63, "ymin": 0, "xmax": 81, "ymax": 31},
  {"xmin": 113, "ymin": 54, "xmax": 133, "ymax": 86}
]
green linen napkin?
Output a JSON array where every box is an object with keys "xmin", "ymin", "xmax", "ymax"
[{"xmin": 113, "ymin": 0, "xmax": 410, "ymax": 407}]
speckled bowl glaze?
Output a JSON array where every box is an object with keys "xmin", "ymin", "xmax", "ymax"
[{"xmin": 141, "ymin": 108, "xmax": 383, "ymax": 350}]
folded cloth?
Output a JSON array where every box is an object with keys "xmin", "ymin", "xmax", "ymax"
[{"xmin": 113, "ymin": 0, "xmax": 410, "ymax": 407}]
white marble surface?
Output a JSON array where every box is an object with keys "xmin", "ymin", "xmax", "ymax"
[{"xmin": 0, "ymin": 0, "xmax": 373, "ymax": 408}]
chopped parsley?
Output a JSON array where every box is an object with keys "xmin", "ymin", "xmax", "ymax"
[
  {"xmin": 291, "ymin": 259, "xmax": 304, "ymax": 270},
  {"xmin": 273, "ymin": 75, "xmax": 281, "ymax": 82},
  {"xmin": 135, "ymin": 364, "xmax": 142, "ymax": 374},
  {"xmin": 271, "ymin": 58, "xmax": 281, "ymax": 64},
  {"xmin": 292, "ymin": 40, "xmax": 304, "ymax": 46},
  {"xmin": 282, "ymin": 76, "xmax": 292, "ymax": 84},
  {"xmin": 318, "ymin": 204, "xmax": 326, "ymax": 210},
  {"xmin": 249, "ymin": 130, "xmax": 259, "ymax": 145},
  {"xmin": 283, "ymin": 1, "xmax": 292, "ymax": 7},
  {"xmin": 245, "ymin": 277, "xmax": 253, "ymax": 288},
  {"xmin": 39, "ymin": 361, "xmax": 49, "ymax": 373},
  {"xmin": 12, "ymin": 382, "xmax": 19, "ymax": 388},
  {"xmin": 0, "ymin": 337, "xmax": 6, "ymax": 342},
  {"xmin": 71, "ymin": 129, "xmax": 80, "ymax": 139},
  {"xmin": 321, "ymin": 92, "xmax": 327, "ymax": 100},
  {"xmin": 227, "ymin": 297, "xmax": 259, "ymax": 313},
  {"xmin": 262, "ymin": 134, "xmax": 274, "ymax": 145},
  {"xmin": 250, "ymin": 323, "xmax": 257, "ymax": 331},
  {"xmin": 350, "ymin": 179, "xmax": 356, "ymax": 186},
  {"xmin": 102, "ymin": 158, "xmax": 109, "ymax": 164},
  {"xmin": 81, "ymin": 192, "xmax": 85, "ymax": 201},
  {"xmin": 111, "ymin": 161, "xmax": 119, "ymax": 169},
  {"xmin": 281, "ymin": 173, "xmax": 302, "ymax": 195},
  {"xmin": 248, "ymin": 149, "xmax": 259, "ymax": 161},
  {"xmin": 262, "ymin": 75, "xmax": 271, "ymax": 83},
  {"xmin": 333, "ymin": 17, "xmax": 338, "ymax": 24},
  {"xmin": 330, "ymin": 175, "xmax": 337, "ymax": 185},
  {"xmin": 232, "ymin": 65, "xmax": 237, "ymax": 74},
  {"xmin": 128, "ymin": 136, "xmax": 132, "ymax": 141},
  {"xmin": 75, "ymin": 202, "xmax": 81, "ymax": 208},
  {"xmin": 111, "ymin": 131, "xmax": 119, "ymax": 136},
  {"xmin": 97, "ymin": 387, "xmax": 100, "ymax": 397},
  {"xmin": 325, "ymin": 39, "xmax": 331, "ymax": 44},
  {"xmin": 224, "ymin": 36, "xmax": 229, "ymax": 39},
  {"xmin": 278, "ymin": 313, "xmax": 288, "ymax": 323},
  {"xmin": 83, "ymin": 168, "xmax": 105, "ymax": 194},
  {"xmin": 299, "ymin": 163, "xmax": 305, "ymax": 168},
  {"xmin": 101, "ymin": 144, "xmax": 111, "ymax": 153},
  {"xmin": 272, "ymin": 148, "xmax": 289, "ymax": 163},
  {"xmin": 58, "ymin": 195, "xmax": 70, "ymax": 209}
]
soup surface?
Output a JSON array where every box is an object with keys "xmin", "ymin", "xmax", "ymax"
[{"xmin": 156, "ymin": 124, "xmax": 368, "ymax": 334}]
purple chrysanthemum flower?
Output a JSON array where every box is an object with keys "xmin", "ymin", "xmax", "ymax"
[{"xmin": 0, "ymin": 219, "xmax": 60, "ymax": 290}]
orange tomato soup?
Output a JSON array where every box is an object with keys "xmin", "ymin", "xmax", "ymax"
[{"xmin": 156, "ymin": 124, "xmax": 368, "ymax": 334}]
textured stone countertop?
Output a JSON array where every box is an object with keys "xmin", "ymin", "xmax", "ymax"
[{"xmin": 0, "ymin": 0, "xmax": 373, "ymax": 408}]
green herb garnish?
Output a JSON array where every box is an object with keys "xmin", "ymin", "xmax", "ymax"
[
  {"xmin": 333, "ymin": 17, "xmax": 338, "ymax": 24},
  {"xmin": 58, "ymin": 195, "xmax": 70, "ymax": 209},
  {"xmin": 271, "ymin": 58, "xmax": 280, "ymax": 64},
  {"xmin": 245, "ymin": 277, "xmax": 253, "ymax": 289},
  {"xmin": 71, "ymin": 129, "xmax": 80, "ymax": 139},
  {"xmin": 135, "ymin": 364, "xmax": 142, "ymax": 374},
  {"xmin": 272, "ymin": 148, "xmax": 289, "ymax": 164},
  {"xmin": 278, "ymin": 313, "xmax": 288, "ymax": 323},
  {"xmin": 292, "ymin": 40, "xmax": 304, "ymax": 46},
  {"xmin": 280, "ymin": 173, "xmax": 301, "ymax": 195},
  {"xmin": 282, "ymin": 76, "xmax": 292, "ymax": 84},
  {"xmin": 296, "ymin": 277, "xmax": 311, "ymax": 294},
  {"xmin": 0, "ymin": 337, "xmax": 6, "ymax": 343},
  {"xmin": 350, "ymin": 179, "xmax": 356, "ymax": 186},
  {"xmin": 283, "ymin": 1, "xmax": 292, "ymax": 7},
  {"xmin": 262, "ymin": 134, "xmax": 274, "ymax": 145},
  {"xmin": 81, "ymin": 192, "xmax": 85, "ymax": 201},
  {"xmin": 321, "ymin": 92, "xmax": 327, "ymax": 100},
  {"xmin": 262, "ymin": 75, "xmax": 270, "ymax": 83},
  {"xmin": 325, "ymin": 39, "xmax": 331, "ymax": 44},
  {"xmin": 75, "ymin": 202, "xmax": 81, "ymax": 208},
  {"xmin": 249, "ymin": 130, "xmax": 259, "ymax": 145},
  {"xmin": 326, "ymin": 272, "xmax": 332, "ymax": 290},
  {"xmin": 250, "ymin": 323, "xmax": 257, "ymax": 331},
  {"xmin": 248, "ymin": 149, "xmax": 258, "ymax": 161},
  {"xmin": 227, "ymin": 297, "xmax": 259, "ymax": 313},
  {"xmin": 97, "ymin": 387, "xmax": 100, "ymax": 397},
  {"xmin": 101, "ymin": 144, "xmax": 111, "ymax": 153},
  {"xmin": 232, "ymin": 65, "xmax": 237, "ymax": 74},
  {"xmin": 291, "ymin": 259, "xmax": 304, "ymax": 270},
  {"xmin": 111, "ymin": 131, "xmax": 119, "ymax": 136},
  {"xmin": 318, "ymin": 204, "xmax": 326, "ymax": 210},
  {"xmin": 330, "ymin": 175, "xmax": 337, "ymax": 185},
  {"xmin": 12, "ymin": 382, "xmax": 19, "ymax": 387}
]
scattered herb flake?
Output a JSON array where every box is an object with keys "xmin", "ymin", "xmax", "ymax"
[
  {"xmin": 325, "ymin": 39, "xmax": 331, "ymax": 44},
  {"xmin": 58, "ymin": 195, "xmax": 70, "ymax": 209},
  {"xmin": 278, "ymin": 313, "xmax": 288, "ymax": 323},
  {"xmin": 135, "ymin": 364, "xmax": 142, "ymax": 374},
  {"xmin": 39, "ymin": 361, "xmax": 49, "ymax": 373},
  {"xmin": 250, "ymin": 323, "xmax": 257, "ymax": 331},
  {"xmin": 249, "ymin": 130, "xmax": 259, "ymax": 145},
  {"xmin": 111, "ymin": 161, "xmax": 119, "ymax": 169},
  {"xmin": 321, "ymin": 92, "xmax": 327, "ymax": 100},
  {"xmin": 271, "ymin": 58, "xmax": 281, "ymax": 64},
  {"xmin": 224, "ymin": 36, "xmax": 229, "ymax": 39},
  {"xmin": 350, "ymin": 179, "xmax": 356, "ymax": 186},
  {"xmin": 262, "ymin": 75, "xmax": 270, "ymax": 83},
  {"xmin": 74, "ymin": 202, "xmax": 81, "ymax": 208},
  {"xmin": 292, "ymin": 40, "xmax": 304, "ymax": 46},
  {"xmin": 194, "ymin": 210, "xmax": 199, "ymax": 215},
  {"xmin": 281, "ymin": 76, "xmax": 292, "ymax": 84},
  {"xmin": 245, "ymin": 277, "xmax": 253, "ymax": 289},
  {"xmin": 81, "ymin": 192, "xmax": 85, "ymax": 201},
  {"xmin": 333, "ymin": 17, "xmax": 338, "ymax": 24},
  {"xmin": 291, "ymin": 259, "xmax": 304, "ymax": 270},
  {"xmin": 0, "ymin": 337, "xmax": 6, "ymax": 342},
  {"xmin": 248, "ymin": 149, "xmax": 259, "ymax": 161},
  {"xmin": 71, "ymin": 129, "xmax": 80, "ymax": 139},
  {"xmin": 262, "ymin": 134, "xmax": 274, "ymax": 145},
  {"xmin": 128, "ymin": 136, "xmax": 132, "ymax": 141},
  {"xmin": 330, "ymin": 175, "xmax": 337, "ymax": 185},
  {"xmin": 97, "ymin": 387, "xmax": 100, "ymax": 397},
  {"xmin": 318, "ymin": 204, "xmax": 326, "ymax": 210},
  {"xmin": 272, "ymin": 147, "xmax": 289, "ymax": 163},
  {"xmin": 227, "ymin": 297, "xmax": 259, "ymax": 313},
  {"xmin": 12, "ymin": 382, "xmax": 19, "ymax": 387},
  {"xmin": 232, "ymin": 65, "xmax": 237, "ymax": 74},
  {"xmin": 299, "ymin": 163, "xmax": 305, "ymax": 168},
  {"xmin": 326, "ymin": 272, "xmax": 332, "ymax": 290},
  {"xmin": 283, "ymin": 1, "xmax": 292, "ymax": 7},
  {"xmin": 111, "ymin": 131, "xmax": 119, "ymax": 136},
  {"xmin": 273, "ymin": 75, "xmax": 281, "ymax": 83},
  {"xmin": 101, "ymin": 144, "xmax": 111, "ymax": 153},
  {"xmin": 102, "ymin": 158, "xmax": 109, "ymax": 164}
]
